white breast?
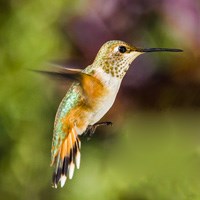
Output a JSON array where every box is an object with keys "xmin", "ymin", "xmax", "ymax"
[{"xmin": 89, "ymin": 69, "xmax": 122, "ymax": 125}]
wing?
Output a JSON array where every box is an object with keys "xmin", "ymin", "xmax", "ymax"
[
  {"xmin": 31, "ymin": 67, "xmax": 83, "ymax": 82},
  {"xmin": 31, "ymin": 65, "xmax": 104, "ymax": 97}
]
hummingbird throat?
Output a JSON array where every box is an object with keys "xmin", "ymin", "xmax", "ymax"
[{"xmin": 96, "ymin": 55, "xmax": 134, "ymax": 79}]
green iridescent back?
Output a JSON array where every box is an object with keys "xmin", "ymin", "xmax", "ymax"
[{"xmin": 51, "ymin": 83, "xmax": 81, "ymax": 163}]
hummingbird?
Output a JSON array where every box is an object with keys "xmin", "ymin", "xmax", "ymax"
[{"xmin": 43, "ymin": 40, "xmax": 182, "ymax": 188}]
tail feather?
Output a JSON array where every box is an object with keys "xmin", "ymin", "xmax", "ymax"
[{"xmin": 52, "ymin": 128, "xmax": 81, "ymax": 188}]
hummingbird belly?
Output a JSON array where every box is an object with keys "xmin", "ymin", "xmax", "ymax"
[
  {"xmin": 88, "ymin": 75, "xmax": 121, "ymax": 125},
  {"xmin": 88, "ymin": 92, "xmax": 117, "ymax": 125}
]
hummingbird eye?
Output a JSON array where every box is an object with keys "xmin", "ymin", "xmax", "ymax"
[{"xmin": 118, "ymin": 46, "xmax": 127, "ymax": 53}]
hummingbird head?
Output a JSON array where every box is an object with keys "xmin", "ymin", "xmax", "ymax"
[{"xmin": 93, "ymin": 40, "xmax": 183, "ymax": 79}]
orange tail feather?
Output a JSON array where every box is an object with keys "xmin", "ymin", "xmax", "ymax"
[{"xmin": 52, "ymin": 128, "xmax": 81, "ymax": 188}]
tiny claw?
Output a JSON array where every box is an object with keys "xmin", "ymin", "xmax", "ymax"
[
  {"xmin": 84, "ymin": 121, "xmax": 113, "ymax": 140},
  {"xmin": 106, "ymin": 122, "xmax": 112, "ymax": 126}
]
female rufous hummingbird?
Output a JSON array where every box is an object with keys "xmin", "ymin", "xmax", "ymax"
[{"xmin": 42, "ymin": 40, "xmax": 182, "ymax": 188}]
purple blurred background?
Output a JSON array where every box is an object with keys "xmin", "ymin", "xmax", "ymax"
[{"xmin": 55, "ymin": 0, "xmax": 200, "ymax": 121}]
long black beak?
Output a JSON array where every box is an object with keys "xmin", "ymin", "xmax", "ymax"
[{"xmin": 136, "ymin": 48, "xmax": 183, "ymax": 53}]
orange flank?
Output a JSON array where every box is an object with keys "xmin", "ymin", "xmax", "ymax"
[{"xmin": 81, "ymin": 73, "xmax": 107, "ymax": 104}]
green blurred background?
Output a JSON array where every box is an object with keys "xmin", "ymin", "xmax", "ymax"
[{"xmin": 1, "ymin": 0, "xmax": 200, "ymax": 199}]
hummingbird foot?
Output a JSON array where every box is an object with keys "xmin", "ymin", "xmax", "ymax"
[{"xmin": 84, "ymin": 121, "xmax": 112, "ymax": 140}]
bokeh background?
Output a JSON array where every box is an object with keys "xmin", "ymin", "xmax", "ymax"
[{"xmin": 1, "ymin": 0, "xmax": 200, "ymax": 199}]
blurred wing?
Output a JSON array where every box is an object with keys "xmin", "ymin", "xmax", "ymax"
[
  {"xmin": 31, "ymin": 67, "xmax": 83, "ymax": 82},
  {"xmin": 31, "ymin": 66, "xmax": 104, "ymax": 96}
]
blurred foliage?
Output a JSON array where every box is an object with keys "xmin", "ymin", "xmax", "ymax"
[{"xmin": 0, "ymin": 0, "xmax": 200, "ymax": 200}]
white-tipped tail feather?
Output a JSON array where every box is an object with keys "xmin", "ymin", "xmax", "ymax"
[
  {"xmin": 60, "ymin": 175, "xmax": 67, "ymax": 187},
  {"xmin": 52, "ymin": 128, "xmax": 81, "ymax": 188},
  {"xmin": 69, "ymin": 163, "xmax": 75, "ymax": 179},
  {"xmin": 75, "ymin": 151, "xmax": 81, "ymax": 169}
]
